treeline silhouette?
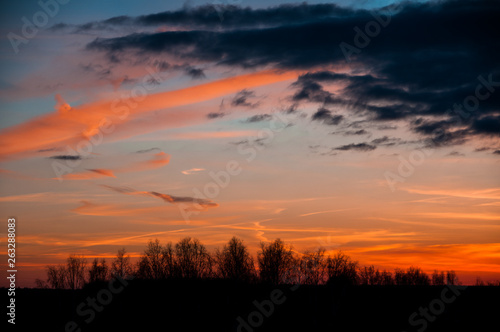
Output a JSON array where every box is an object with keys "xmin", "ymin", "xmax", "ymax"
[{"xmin": 37, "ymin": 236, "xmax": 499, "ymax": 289}]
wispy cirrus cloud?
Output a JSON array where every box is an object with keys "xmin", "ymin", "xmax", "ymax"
[
  {"xmin": 0, "ymin": 70, "xmax": 297, "ymax": 161},
  {"xmin": 404, "ymin": 187, "xmax": 500, "ymax": 200},
  {"xmin": 181, "ymin": 168, "xmax": 205, "ymax": 175},
  {"xmin": 61, "ymin": 168, "xmax": 117, "ymax": 180}
]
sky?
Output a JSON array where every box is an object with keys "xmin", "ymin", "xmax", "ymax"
[{"xmin": 0, "ymin": 0, "xmax": 499, "ymax": 287}]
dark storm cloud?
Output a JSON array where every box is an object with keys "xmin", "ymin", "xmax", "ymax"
[
  {"xmin": 134, "ymin": 147, "xmax": 160, "ymax": 154},
  {"xmin": 470, "ymin": 116, "xmax": 500, "ymax": 135},
  {"xmin": 49, "ymin": 155, "xmax": 82, "ymax": 160},
  {"xmin": 334, "ymin": 143, "xmax": 376, "ymax": 151},
  {"xmin": 84, "ymin": 0, "xmax": 500, "ymax": 146},
  {"xmin": 371, "ymin": 136, "xmax": 401, "ymax": 146},
  {"xmin": 244, "ymin": 114, "xmax": 272, "ymax": 123},
  {"xmin": 311, "ymin": 108, "xmax": 343, "ymax": 125},
  {"xmin": 343, "ymin": 129, "xmax": 369, "ymax": 136},
  {"xmin": 291, "ymin": 80, "xmax": 341, "ymax": 104},
  {"xmin": 424, "ymin": 129, "xmax": 470, "ymax": 148},
  {"xmin": 231, "ymin": 90, "xmax": 259, "ymax": 108},
  {"xmin": 87, "ymin": 1, "xmax": 500, "ymax": 72},
  {"xmin": 57, "ymin": 4, "xmax": 355, "ymax": 32},
  {"xmin": 411, "ymin": 119, "xmax": 455, "ymax": 135},
  {"xmin": 207, "ymin": 112, "xmax": 225, "ymax": 119},
  {"xmin": 185, "ymin": 67, "xmax": 206, "ymax": 79}
]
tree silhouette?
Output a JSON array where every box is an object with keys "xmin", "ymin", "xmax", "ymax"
[
  {"xmin": 326, "ymin": 251, "xmax": 358, "ymax": 285},
  {"xmin": 66, "ymin": 254, "xmax": 87, "ymax": 289},
  {"xmin": 88, "ymin": 258, "xmax": 108, "ymax": 283},
  {"xmin": 40, "ymin": 236, "xmax": 479, "ymax": 290},
  {"xmin": 137, "ymin": 239, "xmax": 175, "ymax": 279},
  {"xmin": 394, "ymin": 268, "xmax": 406, "ymax": 285},
  {"xmin": 46, "ymin": 264, "xmax": 67, "ymax": 289},
  {"xmin": 215, "ymin": 236, "xmax": 255, "ymax": 282},
  {"xmin": 359, "ymin": 265, "xmax": 382, "ymax": 285},
  {"xmin": 394, "ymin": 267, "xmax": 430, "ymax": 285},
  {"xmin": 111, "ymin": 247, "xmax": 133, "ymax": 278},
  {"xmin": 299, "ymin": 248, "xmax": 327, "ymax": 285},
  {"xmin": 258, "ymin": 238, "xmax": 296, "ymax": 285},
  {"xmin": 432, "ymin": 270, "xmax": 446, "ymax": 285},
  {"xmin": 447, "ymin": 270, "xmax": 459, "ymax": 285},
  {"xmin": 380, "ymin": 270, "xmax": 394, "ymax": 286},
  {"xmin": 405, "ymin": 266, "xmax": 430, "ymax": 285},
  {"xmin": 175, "ymin": 237, "xmax": 212, "ymax": 279}
]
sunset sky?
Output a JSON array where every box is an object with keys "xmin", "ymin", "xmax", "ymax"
[{"xmin": 0, "ymin": 0, "xmax": 499, "ymax": 287}]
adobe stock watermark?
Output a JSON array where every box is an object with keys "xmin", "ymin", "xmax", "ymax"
[
  {"xmin": 384, "ymin": 73, "xmax": 500, "ymax": 192},
  {"xmin": 7, "ymin": 0, "xmax": 71, "ymax": 54},
  {"xmin": 51, "ymin": 66, "xmax": 163, "ymax": 181},
  {"xmin": 339, "ymin": 4, "xmax": 400, "ymax": 63},
  {"xmin": 178, "ymin": 111, "xmax": 291, "ymax": 222},
  {"xmin": 403, "ymin": 283, "xmax": 467, "ymax": 332},
  {"xmin": 65, "ymin": 275, "xmax": 134, "ymax": 332}
]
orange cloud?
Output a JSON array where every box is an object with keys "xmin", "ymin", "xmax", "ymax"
[
  {"xmin": 0, "ymin": 70, "xmax": 298, "ymax": 161},
  {"xmin": 71, "ymin": 200, "xmax": 171, "ymax": 217},
  {"xmin": 61, "ymin": 168, "xmax": 116, "ymax": 180}
]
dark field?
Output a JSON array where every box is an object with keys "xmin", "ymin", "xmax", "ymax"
[{"xmin": 3, "ymin": 281, "xmax": 498, "ymax": 332}]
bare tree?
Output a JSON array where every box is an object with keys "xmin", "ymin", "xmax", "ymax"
[
  {"xmin": 486, "ymin": 280, "xmax": 500, "ymax": 286},
  {"xmin": 432, "ymin": 270, "xmax": 446, "ymax": 285},
  {"xmin": 326, "ymin": 251, "xmax": 358, "ymax": 285},
  {"xmin": 46, "ymin": 264, "xmax": 67, "ymax": 289},
  {"xmin": 299, "ymin": 248, "xmax": 327, "ymax": 285},
  {"xmin": 394, "ymin": 268, "xmax": 406, "ymax": 285},
  {"xmin": 175, "ymin": 237, "xmax": 212, "ymax": 279},
  {"xmin": 66, "ymin": 255, "xmax": 87, "ymax": 289},
  {"xmin": 258, "ymin": 238, "xmax": 296, "ymax": 285},
  {"xmin": 111, "ymin": 248, "xmax": 133, "ymax": 278},
  {"xmin": 88, "ymin": 258, "xmax": 109, "ymax": 283},
  {"xmin": 137, "ymin": 239, "xmax": 176, "ymax": 279},
  {"xmin": 359, "ymin": 265, "xmax": 377, "ymax": 285},
  {"xmin": 446, "ymin": 270, "xmax": 459, "ymax": 285},
  {"xmin": 394, "ymin": 267, "xmax": 430, "ymax": 285},
  {"xmin": 405, "ymin": 266, "xmax": 430, "ymax": 285},
  {"xmin": 35, "ymin": 278, "xmax": 48, "ymax": 289},
  {"xmin": 215, "ymin": 236, "xmax": 255, "ymax": 282},
  {"xmin": 380, "ymin": 270, "xmax": 394, "ymax": 285}
]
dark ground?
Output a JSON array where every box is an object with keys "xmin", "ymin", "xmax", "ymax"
[{"xmin": 3, "ymin": 280, "xmax": 498, "ymax": 331}]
